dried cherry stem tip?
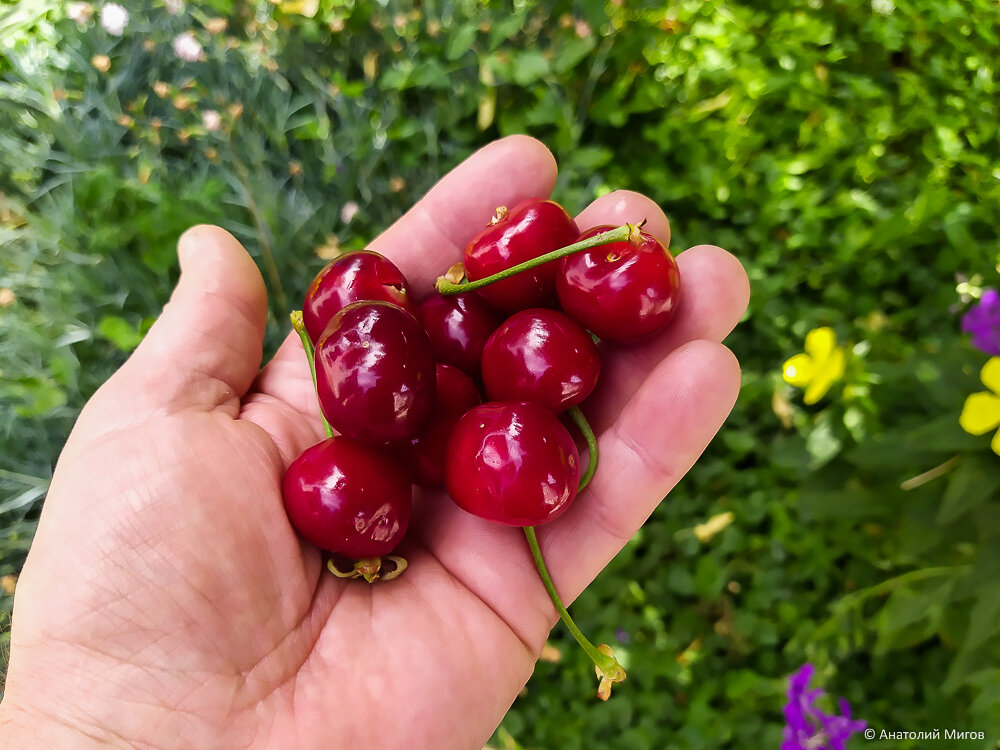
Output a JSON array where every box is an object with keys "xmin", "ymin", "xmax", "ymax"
[
  {"xmin": 567, "ymin": 406, "xmax": 598, "ymax": 492},
  {"xmin": 290, "ymin": 310, "xmax": 334, "ymax": 439},
  {"xmin": 327, "ymin": 555, "xmax": 408, "ymax": 583},
  {"xmin": 523, "ymin": 526, "xmax": 626, "ymax": 700},
  {"xmin": 627, "ymin": 218, "xmax": 647, "ymax": 244},
  {"xmin": 435, "ymin": 223, "xmax": 643, "ymax": 295}
]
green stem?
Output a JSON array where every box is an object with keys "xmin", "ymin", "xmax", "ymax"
[
  {"xmin": 290, "ymin": 311, "xmax": 334, "ymax": 439},
  {"xmin": 523, "ymin": 526, "xmax": 626, "ymax": 699},
  {"xmin": 567, "ymin": 406, "xmax": 598, "ymax": 492},
  {"xmin": 436, "ymin": 222, "xmax": 643, "ymax": 295}
]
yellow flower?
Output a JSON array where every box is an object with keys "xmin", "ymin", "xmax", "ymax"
[
  {"xmin": 782, "ymin": 327, "xmax": 846, "ymax": 405},
  {"xmin": 960, "ymin": 357, "xmax": 1000, "ymax": 455}
]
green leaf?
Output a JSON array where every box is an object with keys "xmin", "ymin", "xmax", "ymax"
[
  {"xmin": 805, "ymin": 419, "xmax": 842, "ymax": 468},
  {"xmin": 9, "ymin": 376, "xmax": 67, "ymax": 417},
  {"xmin": 510, "ymin": 50, "xmax": 550, "ymax": 86},
  {"xmin": 98, "ymin": 315, "xmax": 144, "ymax": 352},
  {"xmin": 937, "ymin": 455, "xmax": 1000, "ymax": 524},
  {"xmin": 874, "ymin": 579, "xmax": 953, "ymax": 655},
  {"xmin": 445, "ymin": 23, "xmax": 478, "ymax": 61},
  {"xmin": 963, "ymin": 580, "xmax": 1000, "ymax": 651}
]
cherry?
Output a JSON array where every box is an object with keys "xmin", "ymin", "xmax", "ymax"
[
  {"xmin": 303, "ymin": 250, "xmax": 414, "ymax": 343},
  {"xmin": 481, "ymin": 308, "xmax": 601, "ymax": 413},
  {"xmin": 415, "ymin": 292, "xmax": 502, "ymax": 379},
  {"xmin": 315, "ymin": 301, "xmax": 435, "ymax": 443},
  {"xmin": 556, "ymin": 225, "xmax": 680, "ymax": 343},
  {"xmin": 398, "ymin": 364, "xmax": 481, "ymax": 487},
  {"xmin": 445, "ymin": 401, "xmax": 580, "ymax": 526},
  {"xmin": 282, "ymin": 436, "xmax": 411, "ymax": 559},
  {"xmin": 463, "ymin": 199, "xmax": 579, "ymax": 313}
]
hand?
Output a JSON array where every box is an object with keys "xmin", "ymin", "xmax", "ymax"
[{"xmin": 0, "ymin": 136, "xmax": 749, "ymax": 750}]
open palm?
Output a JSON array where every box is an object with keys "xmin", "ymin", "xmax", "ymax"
[{"xmin": 1, "ymin": 137, "xmax": 749, "ymax": 750}]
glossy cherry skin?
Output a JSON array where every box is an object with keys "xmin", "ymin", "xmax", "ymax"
[
  {"xmin": 557, "ymin": 225, "xmax": 681, "ymax": 343},
  {"xmin": 445, "ymin": 401, "xmax": 580, "ymax": 527},
  {"xmin": 463, "ymin": 198, "xmax": 579, "ymax": 313},
  {"xmin": 398, "ymin": 364, "xmax": 481, "ymax": 487},
  {"xmin": 481, "ymin": 308, "xmax": 601, "ymax": 412},
  {"xmin": 303, "ymin": 250, "xmax": 414, "ymax": 343},
  {"xmin": 282, "ymin": 437, "xmax": 411, "ymax": 558},
  {"xmin": 416, "ymin": 292, "xmax": 502, "ymax": 379},
  {"xmin": 315, "ymin": 301, "xmax": 435, "ymax": 443}
]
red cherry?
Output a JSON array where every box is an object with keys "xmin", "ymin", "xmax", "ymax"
[
  {"xmin": 416, "ymin": 292, "xmax": 502, "ymax": 379},
  {"xmin": 303, "ymin": 250, "xmax": 414, "ymax": 343},
  {"xmin": 315, "ymin": 301, "xmax": 435, "ymax": 443},
  {"xmin": 445, "ymin": 401, "xmax": 580, "ymax": 526},
  {"xmin": 481, "ymin": 309, "xmax": 601, "ymax": 412},
  {"xmin": 556, "ymin": 225, "xmax": 680, "ymax": 342},
  {"xmin": 282, "ymin": 437, "xmax": 411, "ymax": 558},
  {"xmin": 463, "ymin": 199, "xmax": 579, "ymax": 313},
  {"xmin": 398, "ymin": 364, "xmax": 481, "ymax": 487}
]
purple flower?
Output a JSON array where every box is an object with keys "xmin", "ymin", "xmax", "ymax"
[
  {"xmin": 963, "ymin": 289, "xmax": 1000, "ymax": 356},
  {"xmin": 781, "ymin": 663, "xmax": 866, "ymax": 750}
]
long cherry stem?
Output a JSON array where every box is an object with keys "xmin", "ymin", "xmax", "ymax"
[
  {"xmin": 523, "ymin": 526, "xmax": 626, "ymax": 699},
  {"xmin": 567, "ymin": 406, "xmax": 598, "ymax": 492},
  {"xmin": 436, "ymin": 222, "xmax": 644, "ymax": 295},
  {"xmin": 290, "ymin": 311, "xmax": 334, "ymax": 439}
]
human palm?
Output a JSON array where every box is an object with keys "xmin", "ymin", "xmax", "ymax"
[{"xmin": 0, "ymin": 137, "xmax": 749, "ymax": 750}]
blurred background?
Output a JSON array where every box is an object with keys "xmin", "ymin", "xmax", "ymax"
[{"xmin": 2, "ymin": 0, "xmax": 999, "ymax": 746}]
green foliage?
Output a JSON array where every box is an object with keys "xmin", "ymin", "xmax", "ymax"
[{"xmin": 3, "ymin": 0, "xmax": 1000, "ymax": 744}]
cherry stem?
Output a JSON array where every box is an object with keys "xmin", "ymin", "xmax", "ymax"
[
  {"xmin": 290, "ymin": 311, "xmax": 334, "ymax": 439},
  {"xmin": 523, "ymin": 526, "xmax": 626, "ymax": 700},
  {"xmin": 567, "ymin": 406, "xmax": 598, "ymax": 492},
  {"xmin": 435, "ymin": 222, "xmax": 644, "ymax": 295}
]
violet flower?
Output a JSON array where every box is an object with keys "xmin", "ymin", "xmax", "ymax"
[
  {"xmin": 962, "ymin": 289, "xmax": 1000, "ymax": 356},
  {"xmin": 782, "ymin": 663, "xmax": 866, "ymax": 750}
]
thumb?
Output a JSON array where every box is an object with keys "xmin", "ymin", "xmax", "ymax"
[{"xmin": 88, "ymin": 225, "xmax": 269, "ymax": 423}]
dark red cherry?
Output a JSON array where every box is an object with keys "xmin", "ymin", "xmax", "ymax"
[
  {"xmin": 445, "ymin": 401, "xmax": 580, "ymax": 527},
  {"xmin": 282, "ymin": 437, "xmax": 411, "ymax": 558},
  {"xmin": 463, "ymin": 199, "xmax": 579, "ymax": 313},
  {"xmin": 481, "ymin": 309, "xmax": 601, "ymax": 412},
  {"xmin": 557, "ymin": 225, "xmax": 680, "ymax": 343},
  {"xmin": 416, "ymin": 292, "xmax": 502, "ymax": 379},
  {"xmin": 315, "ymin": 301, "xmax": 435, "ymax": 443},
  {"xmin": 303, "ymin": 250, "xmax": 414, "ymax": 343},
  {"xmin": 398, "ymin": 364, "xmax": 481, "ymax": 487}
]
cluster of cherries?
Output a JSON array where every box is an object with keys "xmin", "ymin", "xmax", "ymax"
[{"xmin": 282, "ymin": 198, "xmax": 680, "ymax": 698}]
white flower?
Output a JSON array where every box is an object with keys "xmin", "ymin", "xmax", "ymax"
[
  {"xmin": 201, "ymin": 109, "xmax": 222, "ymax": 132},
  {"xmin": 871, "ymin": 0, "xmax": 894, "ymax": 14},
  {"xmin": 67, "ymin": 2, "xmax": 94, "ymax": 24},
  {"xmin": 340, "ymin": 201, "xmax": 360, "ymax": 224},
  {"xmin": 99, "ymin": 3, "xmax": 129, "ymax": 35},
  {"xmin": 172, "ymin": 31, "xmax": 203, "ymax": 62},
  {"xmin": 165, "ymin": 0, "xmax": 184, "ymax": 15}
]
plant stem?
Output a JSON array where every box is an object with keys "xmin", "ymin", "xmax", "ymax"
[
  {"xmin": 899, "ymin": 455, "xmax": 961, "ymax": 491},
  {"xmin": 290, "ymin": 311, "xmax": 334, "ymax": 438},
  {"xmin": 568, "ymin": 406, "xmax": 598, "ymax": 492},
  {"xmin": 523, "ymin": 526, "xmax": 626, "ymax": 699},
  {"xmin": 436, "ymin": 223, "xmax": 643, "ymax": 295}
]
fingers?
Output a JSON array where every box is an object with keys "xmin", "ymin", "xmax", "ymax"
[
  {"xmin": 409, "ymin": 340, "xmax": 742, "ymax": 651},
  {"xmin": 248, "ymin": 136, "xmax": 559, "ymax": 438},
  {"xmin": 240, "ymin": 336, "xmax": 327, "ymax": 465},
  {"xmin": 82, "ymin": 226, "xmax": 268, "ymax": 428},
  {"xmin": 538, "ymin": 340, "xmax": 742, "ymax": 602},
  {"xmin": 574, "ymin": 188, "xmax": 671, "ymax": 247},
  {"xmin": 369, "ymin": 134, "xmax": 559, "ymax": 291},
  {"xmin": 571, "ymin": 190, "xmax": 749, "ymax": 432}
]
